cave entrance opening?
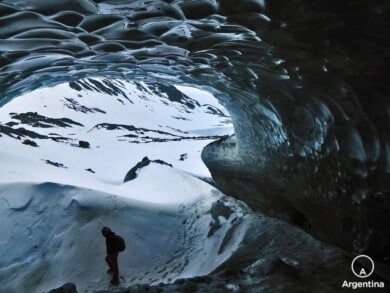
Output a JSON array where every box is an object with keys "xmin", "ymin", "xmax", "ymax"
[{"xmin": 0, "ymin": 77, "xmax": 233, "ymax": 184}]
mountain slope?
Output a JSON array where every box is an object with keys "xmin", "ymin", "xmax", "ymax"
[{"xmin": 0, "ymin": 78, "xmax": 233, "ymax": 182}]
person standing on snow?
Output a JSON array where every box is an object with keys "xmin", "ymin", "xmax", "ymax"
[{"xmin": 101, "ymin": 227, "xmax": 126, "ymax": 285}]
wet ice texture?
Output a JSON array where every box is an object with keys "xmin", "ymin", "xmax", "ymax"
[{"xmin": 0, "ymin": 0, "xmax": 389, "ymax": 259}]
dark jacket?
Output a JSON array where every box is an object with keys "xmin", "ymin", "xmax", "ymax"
[{"xmin": 105, "ymin": 231, "xmax": 118, "ymax": 255}]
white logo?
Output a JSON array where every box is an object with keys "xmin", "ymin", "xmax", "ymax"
[
  {"xmin": 342, "ymin": 255, "xmax": 384, "ymax": 289},
  {"xmin": 351, "ymin": 255, "xmax": 375, "ymax": 278}
]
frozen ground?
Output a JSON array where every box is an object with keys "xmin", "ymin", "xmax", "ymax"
[
  {"xmin": 0, "ymin": 157, "xmax": 365, "ymax": 293},
  {"xmin": 0, "ymin": 163, "xmax": 254, "ymax": 292},
  {"xmin": 0, "ymin": 80, "xmax": 245, "ymax": 292}
]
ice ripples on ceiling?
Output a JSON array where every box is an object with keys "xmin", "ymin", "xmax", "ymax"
[{"xmin": 0, "ymin": 0, "xmax": 389, "ymax": 260}]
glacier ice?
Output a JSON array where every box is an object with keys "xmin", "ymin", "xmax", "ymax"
[{"xmin": 0, "ymin": 0, "xmax": 389, "ymax": 291}]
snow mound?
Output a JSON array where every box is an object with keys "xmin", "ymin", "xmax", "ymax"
[{"xmin": 0, "ymin": 165, "xmax": 254, "ymax": 292}]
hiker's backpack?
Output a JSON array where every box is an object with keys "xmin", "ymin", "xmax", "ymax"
[{"xmin": 114, "ymin": 235, "xmax": 126, "ymax": 252}]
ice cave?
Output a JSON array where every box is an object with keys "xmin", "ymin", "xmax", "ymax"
[{"xmin": 0, "ymin": 0, "xmax": 389, "ymax": 292}]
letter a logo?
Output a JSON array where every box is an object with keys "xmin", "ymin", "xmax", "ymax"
[{"xmin": 351, "ymin": 255, "xmax": 374, "ymax": 278}]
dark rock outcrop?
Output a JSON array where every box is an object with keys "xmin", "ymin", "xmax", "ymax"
[
  {"xmin": 78, "ymin": 140, "xmax": 90, "ymax": 148},
  {"xmin": 22, "ymin": 139, "xmax": 38, "ymax": 147},
  {"xmin": 48, "ymin": 283, "xmax": 77, "ymax": 293},
  {"xmin": 123, "ymin": 156, "xmax": 172, "ymax": 182},
  {"xmin": 44, "ymin": 159, "xmax": 67, "ymax": 168},
  {"xmin": 11, "ymin": 112, "xmax": 83, "ymax": 128}
]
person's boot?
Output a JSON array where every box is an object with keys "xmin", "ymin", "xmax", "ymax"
[
  {"xmin": 110, "ymin": 278, "xmax": 119, "ymax": 285},
  {"xmin": 107, "ymin": 269, "xmax": 113, "ymax": 274}
]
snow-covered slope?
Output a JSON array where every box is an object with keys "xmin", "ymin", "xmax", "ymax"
[
  {"xmin": 0, "ymin": 78, "xmax": 233, "ymax": 182},
  {"xmin": 0, "ymin": 79, "xmax": 245, "ymax": 292},
  {"xmin": 0, "ymin": 162, "xmax": 254, "ymax": 292}
]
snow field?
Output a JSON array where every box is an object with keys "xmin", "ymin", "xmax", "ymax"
[
  {"xmin": 0, "ymin": 78, "xmax": 244, "ymax": 292},
  {"xmin": 0, "ymin": 165, "xmax": 251, "ymax": 292}
]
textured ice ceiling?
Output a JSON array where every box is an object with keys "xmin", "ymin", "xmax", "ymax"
[{"xmin": 0, "ymin": 0, "xmax": 389, "ymax": 260}]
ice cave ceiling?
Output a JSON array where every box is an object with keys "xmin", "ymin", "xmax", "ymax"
[{"xmin": 0, "ymin": 0, "xmax": 389, "ymax": 261}]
